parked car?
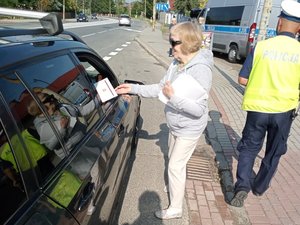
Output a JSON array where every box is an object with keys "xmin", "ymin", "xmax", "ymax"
[
  {"xmin": 177, "ymin": 15, "xmax": 191, "ymax": 23},
  {"xmin": 77, "ymin": 13, "xmax": 88, "ymax": 22},
  {"xmin": 91, "ymin": 13, "xmax": 98, "ymax": 20},
  {"xmin": 0, "ymin": 7, "xmax": 142, "ymax": 225},
  {"xmin": 119, "ymin": 14, "xmax": 131, "ymax": 26}
]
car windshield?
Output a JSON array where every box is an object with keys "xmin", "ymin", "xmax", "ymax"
[{"xmin": 120, "ymin": 15, "xmax": 130, "ymax": 18}]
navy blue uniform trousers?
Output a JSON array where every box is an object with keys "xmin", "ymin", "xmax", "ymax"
[{"xmin": 235, "ymin": 110, "xmax": 294, "ymax": 195}]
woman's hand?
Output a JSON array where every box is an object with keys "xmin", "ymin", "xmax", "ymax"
[
  {"xmin": 115, "ymin": 83, "xmax": 132, "ymax": 94},
  {"xmin": 162, "ymin": 81, "xmax": 174, "ymax": 99}
]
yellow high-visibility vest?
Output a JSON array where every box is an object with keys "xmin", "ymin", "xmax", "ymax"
[
  {"xmin": 242, "ymin": 35, "xmax": 300, "ymax": 113},
  {"xmin": 0, "ymin": 129, "xmax": 47, "ymax": 171}
]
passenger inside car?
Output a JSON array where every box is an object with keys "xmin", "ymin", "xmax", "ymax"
[{"xmin": 27, "ymin": 92, "xmax": 89, "ymax": 159}]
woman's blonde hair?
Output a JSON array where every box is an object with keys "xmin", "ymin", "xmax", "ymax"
[
  {"xmin": 27, "ymin": 92, "xmax": 47, "ymax": 116},
  {"xmin": 170, "ymin": 21, "xmax": 203, "ymax": 55}
]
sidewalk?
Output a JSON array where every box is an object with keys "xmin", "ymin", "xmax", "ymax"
[{"xmin": 135, "ymin": 23, "xmax": 300, "ymax": 225}]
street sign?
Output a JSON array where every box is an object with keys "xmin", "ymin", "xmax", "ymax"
[{"xmin": 156, "ymin": 3, "xmax": 169, "ymax": 12}]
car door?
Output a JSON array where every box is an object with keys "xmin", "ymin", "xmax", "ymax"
[
  {"xmin": 14, "ymin": 52, "xmax": 122, "ymax": 224},
  {"xmin": 0, "ymin": 73, "xmax": 79, "ymax": 225},
  {"xmin": 73, "ymin": 52, "xmax": 138, "ymax": 222}
]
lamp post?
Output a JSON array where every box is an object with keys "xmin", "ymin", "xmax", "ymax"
[
  {"xmin": 63, "ymin": 0, "xmax": 65, "ymax": 21},
  {"xmin": 257, "ymin": 0, "xmax": 273, "ymax": 41},
  {"xmin": 152, "ymin": 0, "xmax": 156, "ymax": 31},
  {"xmin": 144, "ymin": 0, "xmax": 147, "ymax": 18}
]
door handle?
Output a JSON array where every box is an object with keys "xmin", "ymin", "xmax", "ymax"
[{"xmin": 77, "ymin": 182, "xmax": 94, "ymax": 212}]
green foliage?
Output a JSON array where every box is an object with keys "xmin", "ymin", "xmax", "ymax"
[
  {"xmin": 50, "ymin": 0, "xmax": 63, "ymax": 11},
  {"xmin": 200, "ymin": 0, "xmax": 207, "ymax": 8},
  {"xmin": 17, "ymin": 0, "xmax": 38, "ymax": 9},
  {"xmin": 174, "ymin": 0, "xmax": 207, "ymax": 15},
  {"xmin": 131, "ymin": 1, "xmax": 144, "ymax": 17},
  {"xmin": 91, "ymin": 0, "xmax": 115, "ymax": 14},
  {"xmin": 1, "ymin": 0, "xmax": 19, "ymax": 8}
]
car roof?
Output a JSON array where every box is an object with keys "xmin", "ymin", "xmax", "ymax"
[
  {"xmin": 0, "ymin": 8, "xmax": 95, "ymax": 70},
  {"xmin": 0, "ymin": 36, "xmax": 90, "ymax": 69}
]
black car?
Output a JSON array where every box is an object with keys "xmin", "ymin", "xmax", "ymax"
[
  {"xmin": 0, "ymin": 8, "xmax": 141, "ymax": 225},
  {"xmin": 77, "ymin": 13, "xmax": 88, "ymax": 22}
]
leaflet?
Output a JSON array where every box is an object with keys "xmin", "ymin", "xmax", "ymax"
[{"xmin": 94, "ymin": 78, "xmax": 118, "ymax": 102}]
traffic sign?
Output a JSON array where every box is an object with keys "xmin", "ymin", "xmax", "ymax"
[{"xmin": 156, "ymin": 3, "xmax": 169, "ymax": 12}]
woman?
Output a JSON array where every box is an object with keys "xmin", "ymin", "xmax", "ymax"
[{"xmin": 115, "ymin": 22, "xmax": 214, "ymax": 220}]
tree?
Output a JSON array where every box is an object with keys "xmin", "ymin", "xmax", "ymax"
[
  {"xmin": 174, "ymin": 0, "xmax": 208, "ymax": 15},
  {"xmin": 131, "ymin": 1, "xmax": 143, "ymax": 17},
  {"xmin": 36, "ymin": 0, "xmax": 51, "ymax": 11},
  {"xmin": 91, "ymin": 0, "xmax": 116, "ymax": 14},
  {"xmin": 1, "ymin": 0, "xmax": 19, "ymax": 8}
]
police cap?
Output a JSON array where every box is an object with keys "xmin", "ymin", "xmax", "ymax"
[{"xmin": 279, "ymin": 0, "xmax": 300, "ymax": 23}]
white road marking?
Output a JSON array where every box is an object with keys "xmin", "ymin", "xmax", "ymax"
[
  {"xmin": 115, "ymin": 48, "xmax": 123, "ymax": 51},
  {"xmin": 103, "ymin": 56, "xmax": 111, "ymax": 61},
  {"xmin": 109, "ymin": 52, "xmax": 118, "ymax": 56},
  {"xmin": 82, "ymin": 33, "xmax": 96, "ymax": 38},
  {"xmin": 123, "ymin": 28, "xmax": 142, "ymax": 33}
]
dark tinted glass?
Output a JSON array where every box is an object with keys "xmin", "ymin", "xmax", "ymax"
[
  {"xmin": 0, "ymin": 123, "xmax": 27, "ymax": 224},
  {"xmin": 0, "ymin": 73, "xmax": 59, "ymax": 183},
  {"xmin": 206, "ymin": 6, "xmax": 244, "ymax": 26},
  {"xmin": 190, "ymin": 8, "xmax": 205, "ymax": 18}
]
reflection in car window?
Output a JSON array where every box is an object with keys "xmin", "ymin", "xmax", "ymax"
[
  {"xmin": 0, "ymin": 124, "xmax": 27, "ymax": 224},
  {"xmin": 18, "ymin": 53, "xmax": 100, "ymax": 130},
  {"xmin": 0, "ymin": 73, "xmax": 58, "ymax": 182}
]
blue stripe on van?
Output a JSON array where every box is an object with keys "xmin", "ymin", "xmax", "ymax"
[
  {"xmin": 204, "ymin": 25, "xmax": 277, "ymax": 38},
  {"xmin": 204, "ymin": 25, "xmax": 250, "ymax": 34}
]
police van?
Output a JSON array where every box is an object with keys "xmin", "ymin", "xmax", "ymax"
[{"xmin": 201, "ymin": 0, "xmax": 283, "ymax": 63}]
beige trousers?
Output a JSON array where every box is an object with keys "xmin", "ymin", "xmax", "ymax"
[{"xmin": 168, "ymin": 133, "xmax": 199, "ymax": 210}]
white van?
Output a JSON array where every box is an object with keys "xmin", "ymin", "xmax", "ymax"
[{"xmin": 202, "ymin": 0, "xmax": 283, "ymax": 63}]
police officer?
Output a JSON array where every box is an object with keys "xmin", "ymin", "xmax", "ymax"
[{"xmin": 230, "ymin": 0, "xmax": 300, "ymax": 207}]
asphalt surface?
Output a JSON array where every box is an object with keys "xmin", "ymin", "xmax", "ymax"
[{"xmin": 118, "ymin": 22, "xmax": 300, "ymax": 225}]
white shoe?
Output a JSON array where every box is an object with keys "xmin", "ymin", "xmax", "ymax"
[
  {"xmin": 154, "ymin": 208, "xmax": 182, "ymax": 220},
  {"xmin": 86, "ymin": 205, "xmax": 95, "ymax": 215}
]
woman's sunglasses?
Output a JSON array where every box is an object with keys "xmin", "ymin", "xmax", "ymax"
[
  {"xmin": 42, "ymin": 94, "xmax": 56, "ymax": 104},
  {"xmin": 169, "ymin": 38, "xmax": 182, "ymax": 47}
]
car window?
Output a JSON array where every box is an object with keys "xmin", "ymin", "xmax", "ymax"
[
  {"xmin": 0, "ymin": 53, "xmax": 106, "ymax": 176},
  {"xmin": 120, "ymin": 15, "xmax": 130, "ymax": 18},
  {"xmin": 0, "ymin": 123, "xmax": 27, "ymax": 225},
  {"xmin": 76, "ymin": 52, "xmax": 120, "ymax": 113},
  {"xmin": 0, "ymin": 72, "xmax": 63, "ymax": 181},
  {"xmin": 18, "ymin": 54, "xmax": 101, "ymax": 128}
]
